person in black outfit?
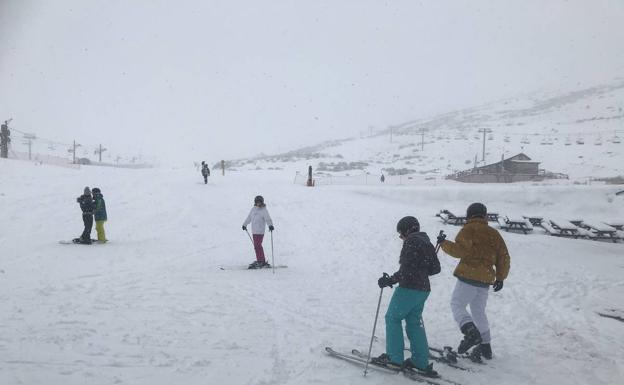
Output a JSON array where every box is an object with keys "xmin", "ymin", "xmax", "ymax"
[
  {"xmin": 75, "ymin": 187, "xmax": 95, "ymax": 244},
  {"xmin": 201, "ymin": 161, "xmax": 210, "ymax": 184},
  {"xmin": 373, "ymin": 216, "xmax": 441, "ymax": 377}
]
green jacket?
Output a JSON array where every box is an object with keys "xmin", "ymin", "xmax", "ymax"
[{"xmin": 94, "ymin": 193, "xmax": 107, "ymax": 221}]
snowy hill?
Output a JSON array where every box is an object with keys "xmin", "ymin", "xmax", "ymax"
[
  {"xmin": 230, "ymin": 81, "xmax": 624, "ymax": 181},
  {"xmin": 1, "ymin": 157, "xmax": 623, "ymax": 385}
]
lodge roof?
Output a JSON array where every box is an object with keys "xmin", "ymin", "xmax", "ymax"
[{"xmin": 476, "ymin": 153, "xmax": 540, "ymax": 170}]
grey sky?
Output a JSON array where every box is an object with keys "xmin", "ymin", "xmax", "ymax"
[{"xmin": 1, "ymin": 0, "xmax": 624, "ymax": 163}]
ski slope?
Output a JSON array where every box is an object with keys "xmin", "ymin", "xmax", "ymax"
[{"xmin": 1, "ymin": 159, "xmax": 623, "ymax": 385}]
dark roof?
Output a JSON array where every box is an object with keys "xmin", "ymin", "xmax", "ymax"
[{"xmin": 476, "ymin": 153, "xmax": 540, "ymax": 170}]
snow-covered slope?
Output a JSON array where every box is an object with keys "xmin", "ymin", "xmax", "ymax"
[
  {"xmin": 233, "ymin": 81, "xmax": 624, "ymax": 181},
  {"xmin": 1, "ymin": 159, "xmax": 623, "ymax": 385}
]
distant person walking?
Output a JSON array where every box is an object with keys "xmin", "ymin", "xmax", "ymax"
[
  {"xmin": 92, "ymin": 187, "xmax": 108, "ymax": 243},
  {"xmin": 201, "ymin": 161, "xmax": 210, "ymax": 184},
  {"xmin": 437, "ymin": 202, "xmax": 511, "ymax": 359},
  {"xmin": 242, "ymin": 195, "xmax": 274, "ymax": 269},
  {"xmin": 75, "ymin": 187, "xmax": 95, "ymax": 244},
  {"xmin": 380, "ymin": 174, "xmax": 385, "ymax": 183}
]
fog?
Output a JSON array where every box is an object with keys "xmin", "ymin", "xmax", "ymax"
[{"xmin": 1, "ymin": 0, "xmax": 623, "ymax": 164}]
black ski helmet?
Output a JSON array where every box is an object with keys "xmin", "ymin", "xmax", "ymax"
[
  {"xmin": 466, "ymin": 202, "xmax": 487, "ymax": 219},
  {"xmin": 396, "ymin": 216, "xmax": 420, "ymax": 236},
  {"xmin": 254, "ymin": 195, "xmax": 265, "ymax": 205}
]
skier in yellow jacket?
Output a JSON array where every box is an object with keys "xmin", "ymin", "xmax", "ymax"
[{"xmin": 438, "ymin": 202, "xmax": 510, "ymax": 359}]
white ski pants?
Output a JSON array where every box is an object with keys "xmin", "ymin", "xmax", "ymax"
[{"xmin": 450, "ymin": 280, "xmax": 491, "ymax": 343}]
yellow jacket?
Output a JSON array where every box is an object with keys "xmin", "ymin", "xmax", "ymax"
[{"xmin": 441, "ymin": 217, "xmax": 510, "ymax": 284}]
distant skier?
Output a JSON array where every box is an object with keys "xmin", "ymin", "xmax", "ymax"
[
  {"xmin": 201, "ymin": 161, "xmax": 210, "ymax": 184},
  {"xmin": 374, "ymin": 216, "xmax": 440, "ymax": 377},
  {"xmin": 437, "ymin": 202, "xmax": 510, "ymax": 359},
  {"xmin": 242, "ymin": 195, "xmax": 274, "ymax": 269},
  {"xmin": 92, "ymin": 187, "xmax": 108, "ymax": 243},
  {"xmin": 75, "ymin": 187, "xmax": 95, "ymax": 244},
  {"xmin": 380, "ymin": 174, "xmax": 385, "ymax": 183}
]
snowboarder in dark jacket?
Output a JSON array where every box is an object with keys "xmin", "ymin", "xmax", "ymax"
[
  {"xmin": 201, "ymin": 161, "xmax": 210, "ymax": 184},
  {"xmin": 373, "ymin": 216, "xmax": 441, "ymax": 377},
  {"xmin": 75, "ymin": 187, "xmax": 95, "ymax": 244},
  {"xmin": 92, "ymin": 187, "xmax": 107, "ymax": 242}
]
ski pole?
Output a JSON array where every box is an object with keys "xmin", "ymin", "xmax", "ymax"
[
  {"xmin": 434, "ymin": 230, "xmax": 445, "ymax": 254},
  {"xmin": 244, "ymin": 228, "xmax": 254, "ymax": 244},
  {"xmin": 364, "ymin": 282, "xmax": 386, "ymax": 377},
  {"xmin": 270, "ymin": 230, "xmax": 275, "ymax": 274}
]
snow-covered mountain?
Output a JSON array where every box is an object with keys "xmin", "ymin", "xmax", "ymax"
[
  {"xmin": 1, "ymin": 81, "xmax": 624, "ymax": 385},
  {"xmin": 1, "ymin": 158, "xmax": 623, "ymax": 385},
  {"xmin": 230, "ymin": 80, "xmax": 624, "ymax": 181}
]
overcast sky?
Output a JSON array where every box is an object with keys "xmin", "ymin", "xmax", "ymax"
[{"xmin": 1, "ymin": 0, "xmax": 624, "ymax": 163}]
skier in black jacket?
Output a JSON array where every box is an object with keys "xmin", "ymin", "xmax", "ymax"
[
  {"xmin": 75, "ymin": 187, "xmax": 95, "ymax": 244},
  {"xmin": 373, "ymin": 216, "xmax": 441, "ymax": 377}
]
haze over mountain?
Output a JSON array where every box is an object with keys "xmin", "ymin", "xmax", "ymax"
[
  {"xmin": 228, "ymin": 80, "xmax": 624, "ymax": 180},
  {"xmin": 2, "ymin": 0, "xmax": 624, "ymax": 164}
]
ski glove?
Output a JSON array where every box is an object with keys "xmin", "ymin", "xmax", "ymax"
[
  {"xmin": 242, "ymin": 225, "xmax": 247, "ymax": 231},
  {"xmin": 493, "ymin": 280, "xmax": 504, "ymax": 292},
  {"xmin": 268, "ymin": 225, "xmax": 274, "ymax": 232},
  {"xmin": 436, "ymin": 232, "xmax": 446, "ymax": 244},
  {"xmin": 377, "ymin": 272, "xmax": 395, "ymax": 289}
]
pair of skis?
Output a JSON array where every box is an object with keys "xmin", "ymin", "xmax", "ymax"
[
  {"xmin": 428, "ymin": 346, "xmax": 484, "ymax": 366},
  {"xmin": 218, "ymin": 264, "xmax": 288, "ymax": 271},
  {"xmin": 325, "ymin": 347, "xmax": 465, "ymax": 385}
]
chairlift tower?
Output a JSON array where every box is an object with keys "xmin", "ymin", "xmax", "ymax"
[
  {"xmin": 478, "ymin": 128, "xmax": 493, "ymax": 162},
  {"xmin": 68, "ymin": 140, "xmax": 82, "ymax": 164},
  {"xmin": 94, "ymin": 144, "xmax": 107, "ymax": 162},
  {"xmin": 23, "ymin": 133, "xmax": 37, "ymax": 160}
]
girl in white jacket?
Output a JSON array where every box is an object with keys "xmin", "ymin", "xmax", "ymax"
[{"xmin": 242, "ymin": 195, "xmax": 274, "ymax": 269}]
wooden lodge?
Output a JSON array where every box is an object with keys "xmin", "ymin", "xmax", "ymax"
[{"xmin": 447, "ymin": 153, "xmax": 544, "ymax": 183}]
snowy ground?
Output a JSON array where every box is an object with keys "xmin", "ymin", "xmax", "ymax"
[{"xmin": 1, "ymin": 159, "xmax": 623, "ymax": 385}]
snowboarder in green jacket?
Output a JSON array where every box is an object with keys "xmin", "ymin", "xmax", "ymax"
[{"xmin": 92, "ymin": 187, "xmax": 108, "ymax": 242}]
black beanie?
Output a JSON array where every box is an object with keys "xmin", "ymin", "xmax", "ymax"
[
  {"xmin": 466, "ymin": 202, "xmax": 487, "ymax": 219},
  {"xmin": 396, "ymin": 216, "xmax": 420, "ymax": 235}
]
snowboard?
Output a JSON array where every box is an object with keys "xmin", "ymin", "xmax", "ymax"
[{"xmin": 59, "ymin": 239, "xmax": 108, "ymax": 245}]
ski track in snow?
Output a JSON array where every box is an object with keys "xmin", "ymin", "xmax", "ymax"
[{"xmin": 0, "ymin": 162, "xmax": 623, "ymax": 385}]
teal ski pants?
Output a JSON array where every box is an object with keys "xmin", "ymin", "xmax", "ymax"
[{"xmin": 384, "ymin": 286, "xmax": 430, "ymax": 369}]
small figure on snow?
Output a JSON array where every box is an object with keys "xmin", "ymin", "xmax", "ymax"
[
  {"xmin": 201, "ymin": 161, "xmax": 210, "ymax": 184},
  {"xmin": 75, "ymin": 187, "xmax": 95, "ymax": 244},
  {"xmin": 437, "ymin": 202, "xmax": 510, "ymax": 359},
  {"xmin": 242, "ymin": 195, "xmax": 274, "ymax": 269},
  {"xmin": 380, "ymin": 173, "xmax": 385, "ymax": 183},
  {"xmin": 373, "ymin": 216, "xmax": 441, "ymax": 377},
  {"xmin": 92, "ymin": 187, "xmax": 108, "ymax": 243}
]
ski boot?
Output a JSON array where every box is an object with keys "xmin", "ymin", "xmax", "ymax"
[
  {"xmin": 477, "ymin": 343, "xmax": 492, "ymax": 360},
  {"xmin": 403, "ymin": 360, "xmax": 439, "ymax": 378},
  {"xmin": 371, "ymin": 353, "xmax": 403, "ymax": 370},
  {"xmin": 248, "ymin": 261, "xmax": 262, "ymax": 269},
  {"xmin": 457, "ymin": 322, "xmax": 482, "ymax": 354}
]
